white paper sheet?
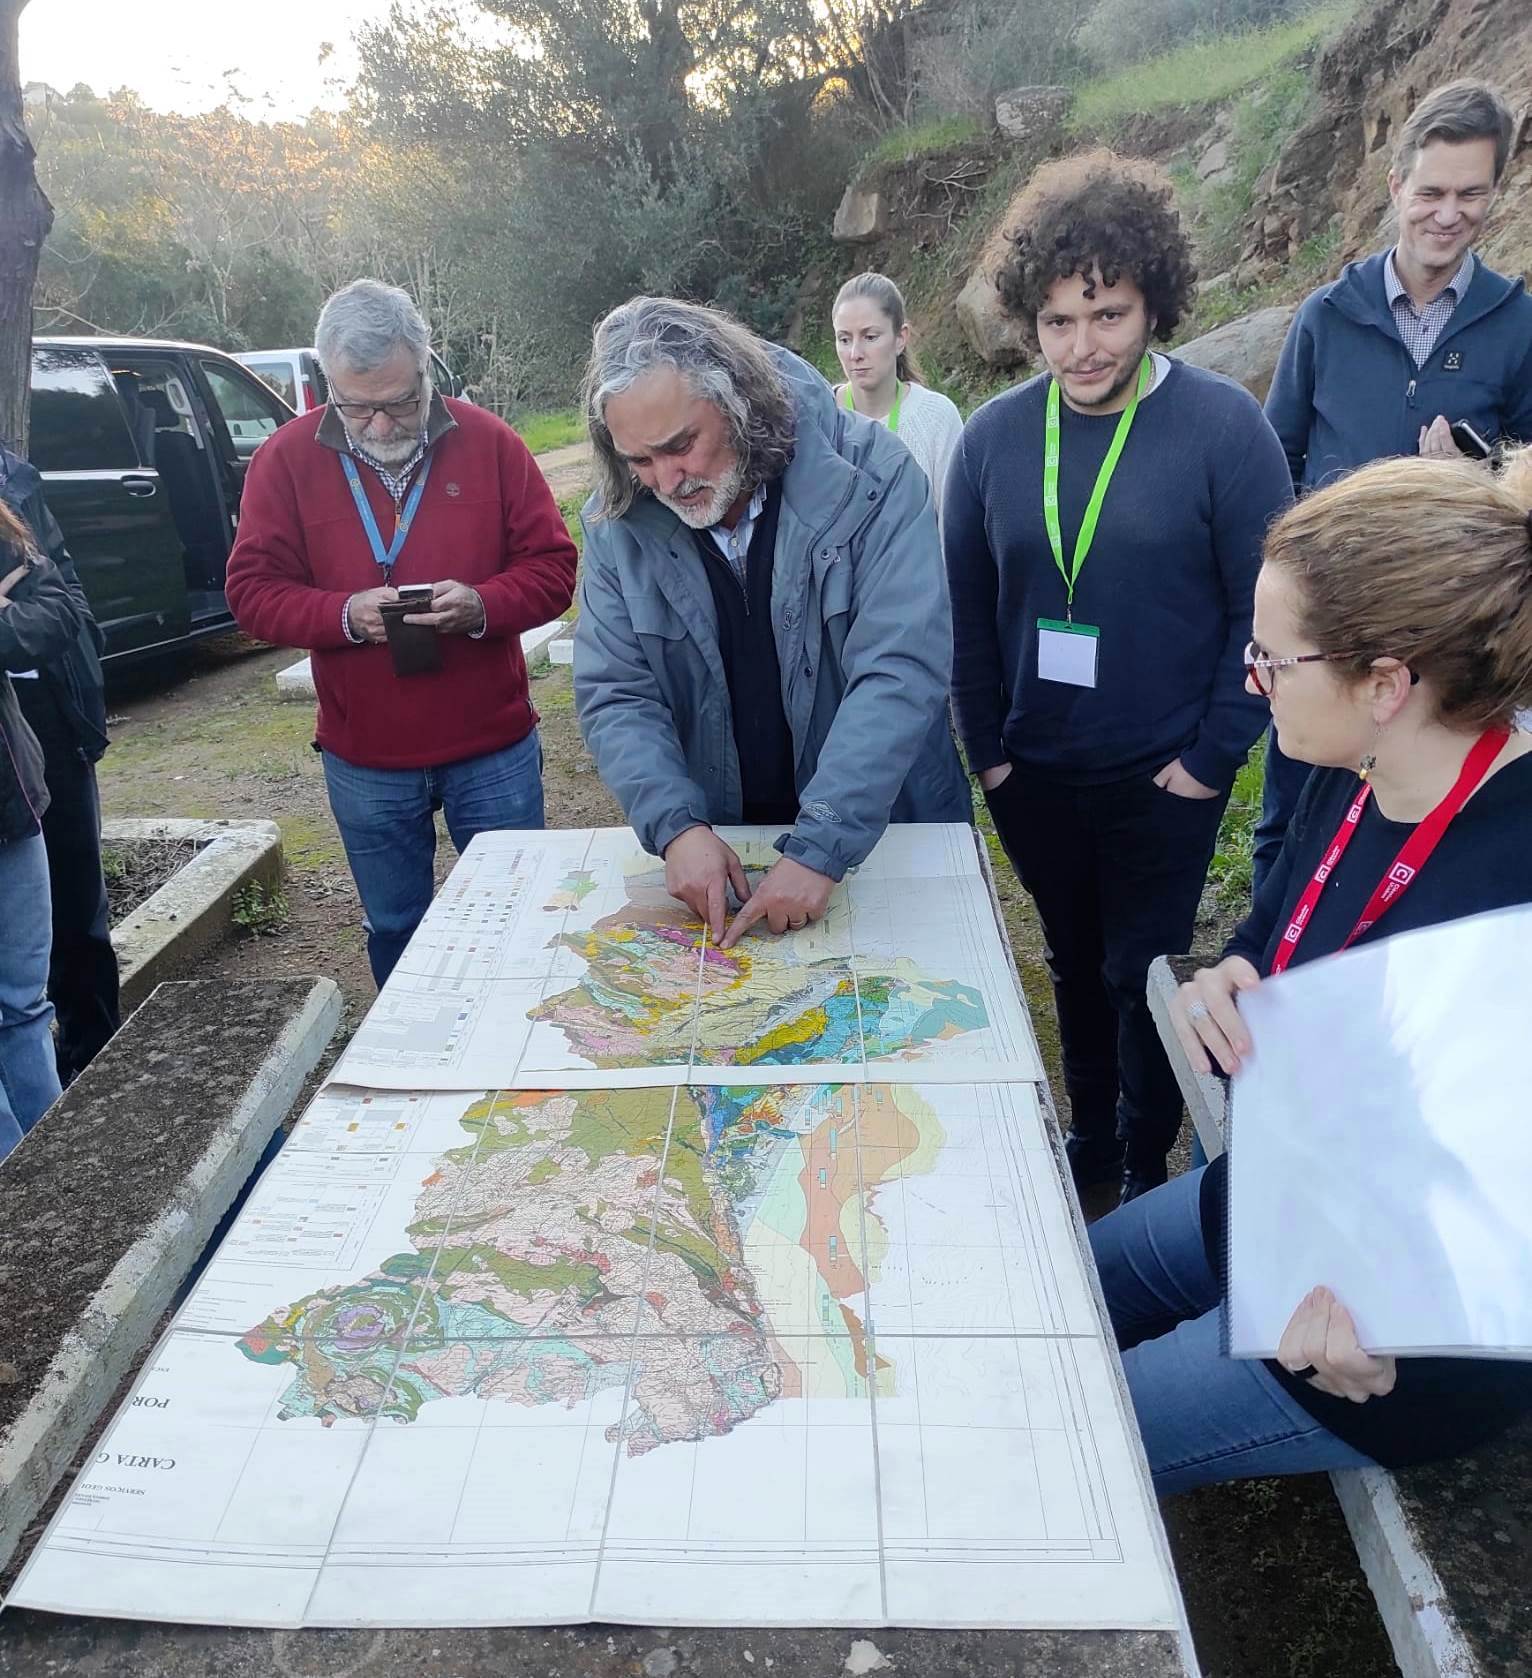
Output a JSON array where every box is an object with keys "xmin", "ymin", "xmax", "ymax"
[{"xmin": 1226, "ymin": 903, "xmax": 1532, "ymax": 1358}]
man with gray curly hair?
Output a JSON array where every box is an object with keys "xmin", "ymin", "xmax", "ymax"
[
  {"xmin": 575, "ymin": 295, "xmax": 970, "ymax": 948},
  {"xmin": 228, "ymin": 279, "xmax": 578, "ymax": 986}
]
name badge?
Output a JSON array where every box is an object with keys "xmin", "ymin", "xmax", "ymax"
[{"xmin": 1037, "ymin": 618, "xmax": 1099, "ymax": 688}]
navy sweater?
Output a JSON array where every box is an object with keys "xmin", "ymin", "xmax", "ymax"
[
  {"xmin": 943, "ymin": 360, "xmax": 1291, "ymax": 792},
  {"xmin": 1266, "ymin": 251, "xmax": 1532, "ymax": 493}
]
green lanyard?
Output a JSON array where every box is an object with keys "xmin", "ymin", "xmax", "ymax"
[
  {"xmin": 1043, "ymin": 356, "xmax": 1150, "ymax": 620},
  {"xmin": 842, "ymin": 381, "xmax": 902, "ymax": 434}
]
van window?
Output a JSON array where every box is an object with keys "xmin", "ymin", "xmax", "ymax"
[
  {"xmin": 200, "ymin": 362, "xmax": 288, "ymax": 458},
  {"xmin": 243, "ymin": 356, "xmax": 297, "ymax": 408},
  {"xmin": 30, "ymin": 347, "xmax": 138, "ymax": 472}
]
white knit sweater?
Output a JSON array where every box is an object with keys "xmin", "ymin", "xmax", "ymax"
[{"xmin": 836, "ymin": 380, "xmax": 965, "ymax": 527}]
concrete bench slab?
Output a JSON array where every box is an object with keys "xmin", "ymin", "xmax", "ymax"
[
  {"xmin": 0, "ymin": 1619, "xmax": 1191, "ymax": 1674},
  {"xmin": 105, "ymin": 818, "xmax": 285, "ymax": 1011},
  {"xmin": 0, "ymin": 1179, "xmax": 1204, "ymax": 1677},
  {"xmin": 1147, "ymin": 955, "xmax": 1532, "ymax": 1677},
  {"xmin": 274, "ymin": 618, "xmax": 568, "ymax": 701},
  {"xmin": 0, "ymin": 977, "xmax": 342, "ymax": 1578}
]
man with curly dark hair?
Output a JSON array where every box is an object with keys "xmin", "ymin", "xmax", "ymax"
[{"xmin": 944, "ymin": 151, "xmax": 1292, "ymax": 1204}]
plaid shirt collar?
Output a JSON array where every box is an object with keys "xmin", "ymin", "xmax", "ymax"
[
  {"xmin": 1384, "ymin": 247, "xmax": 1475, "ymax": 311},
  {"xmin": 349, "ymin": 432, "xmax": 427, "ymax": 501}
]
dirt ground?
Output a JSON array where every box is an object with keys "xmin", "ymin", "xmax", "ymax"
[
  {"xmin": 534, "ymin": 439, "xmax": 596, "ymax": 503},
  {"xmin": 95, "ymin": 634, "xmax": 1393, "ymax": 1678}
]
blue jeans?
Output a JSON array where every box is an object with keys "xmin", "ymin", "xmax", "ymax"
[
  {"xmin": 1251, "ymin": 724, "xmax": 1313, "ymax": 896},
  {"xmin": 1090, "ymin": 1167, "xmax": 1378, "ymax": 1495},
  {"xmin": 0, "ymin": 830, "xmax": 62, "ymax": 1157},
  {"xmin": 323, "ymin": 730, "xmax": 545, "ymax": 988}
]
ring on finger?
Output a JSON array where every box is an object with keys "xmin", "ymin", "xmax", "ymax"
[
  {"xmin": 787, "ymin": 917, "xmax": 808, "ymax": 930},
  {"xmin": 1186, "ymin": 1000, "xmax": 1211, "ymax": 1023},
  {"xmin": 1286, "ymin": 1362, "xmax": 1318, "ymax": 1380}
]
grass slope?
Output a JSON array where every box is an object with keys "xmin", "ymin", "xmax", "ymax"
[{"xmin": 1069, "ymin": 2, "xmax": 1356, "ymax": 131}]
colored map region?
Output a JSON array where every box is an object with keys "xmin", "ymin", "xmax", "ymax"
[
  {"xmin": 238, "ymin": 1084, "xmax": 940, "ymax": 1452},
  {"xmin": 544, "ymin": 869, "xmax": 598, "ymax": 911},
  {"xmin": 529, "ymin": 898, "xmax": 988, "ymax": 1072}
]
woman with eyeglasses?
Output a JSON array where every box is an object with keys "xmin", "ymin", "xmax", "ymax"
[{"xmin": 1088, "ymin": 446, "xmax": 1532, "ymax": 1494}]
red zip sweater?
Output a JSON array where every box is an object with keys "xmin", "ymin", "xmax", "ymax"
[{"xmin": 225, "ymin": 395, "xmax": 578, "ymax": 769}]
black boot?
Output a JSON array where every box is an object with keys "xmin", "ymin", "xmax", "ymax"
[
  {"xmin": 1065, "ymin": 1130, "xmax": 1125, "ymax": 1190},
  {"xmin": 1117, "ymin": 1159, "xmax": 1169, "ymax": 1206}
]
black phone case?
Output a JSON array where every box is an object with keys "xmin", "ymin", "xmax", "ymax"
[{"xmin": 379, "ymin": 601, "xmax": 443, "ymax": 676}]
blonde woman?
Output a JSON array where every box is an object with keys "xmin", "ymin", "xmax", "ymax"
[
  {"xmin": 1093, "ymin": 447, "xmax": 1532, "ymax": 1493},
  {"xmin": 832, "ymin": 272, "xmax": 963, "ymax": 524}
]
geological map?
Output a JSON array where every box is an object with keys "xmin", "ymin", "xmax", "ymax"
[
  {"xmin": 330, "ymin": 826, "xmax": 1042, "ymax": 1088},
  {"xmin": 10, "ymin": 826, "xmax": 1178, "ymax": 1633}
]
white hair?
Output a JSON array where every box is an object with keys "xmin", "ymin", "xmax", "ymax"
[{"xmin": 315, "ymin": 279, "xmax": 431, "ymax": 378}]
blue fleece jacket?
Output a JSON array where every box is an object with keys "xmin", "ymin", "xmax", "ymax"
[
  {"xmin": 1265, "ymin": 250, "xmax": 1532, "ymax": 492},
  {"xmin": 944, "ymin": 359, "xmax": 1290, "ymax": 793}
]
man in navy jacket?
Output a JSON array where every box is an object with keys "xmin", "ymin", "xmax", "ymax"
[{"xmin": 1256, "ymin": 79, "xmax": 1532, "ymax": 883}]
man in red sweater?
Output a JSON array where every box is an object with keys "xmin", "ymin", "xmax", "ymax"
[{"xmin": 226, "ymin": 280, "xmax": 578, "ymax": 986}]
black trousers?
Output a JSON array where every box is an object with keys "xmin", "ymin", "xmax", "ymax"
[
  {"xmin": 15, "ymin": 681, "xmax": 120, "ymax": 1082},
  {"xmin": 985, "ymin": 762, "xmax": 1228, "ymax": 1170}
]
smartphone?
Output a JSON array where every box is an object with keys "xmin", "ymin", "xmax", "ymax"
[
  {"xmin": 1449, "ymin": 420, "xmax": 1492, "ymax": 461},
  {"xmin": 379, "ymin": 599, "xmax": 443, "ymax": 676},
  {"xmin": 396, "ymin": 583, "xmax": 436, "ymax": 605}
]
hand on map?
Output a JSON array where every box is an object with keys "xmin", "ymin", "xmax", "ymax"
[
  {"xmin": 403, "ymin": 579, "xmax": 486, "ymax": 635},
  {"xmin": 345, "ymin": 585, "xmax": 399, "ymax": 643},
  {"xmin": 664, "ymin": 824, "xmax": 751, "ymax": 942},
  {"xmin": 1152, "ymin": 758, "xmax": 1219, "ymax": 799},
  {"xmin": 1173, "ymin": 954, "xmax": 1261, "ymax": 1076},
  {"xmin": 721, "ymin": 856, "xmax": 834, "ymax": 948},
  {"xmin": 1278, "ymin": 1286, "xmax": 1397, "ymax": 1403}
]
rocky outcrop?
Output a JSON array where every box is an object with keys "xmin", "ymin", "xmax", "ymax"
[
  {"xmin": 833, "ymin": 182, "xmax": 892, "ymax": 243},
  {"xmin": 1241, "ymin": 0, "xmax": 1532, "ymax": 281},
  {"xmin": 994, "ymin": 86, "xmax": 1073, "ymax": 146},
  {"xmin": 1172, "ymin": 305, "xmax": 1297, "ymax": 401},
  {"xmin": 955, "ymin": 265, "xmax": 1031, "ymax": 366}
]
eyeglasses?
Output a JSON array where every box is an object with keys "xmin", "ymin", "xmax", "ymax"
[
  {"xmin": 330, "ymin": 388, "xmax": 424, "ymax": 422},
  {"xmin": 1243, "ymin": 641, "xmax": 1353, "ymax": 697}
]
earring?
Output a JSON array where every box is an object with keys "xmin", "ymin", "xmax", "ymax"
[{"xmin": 1359, "ymin": 752, "xmax": 1377, "ymax": 782}]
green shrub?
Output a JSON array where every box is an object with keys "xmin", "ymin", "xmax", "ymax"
[
  {"xmin": 231, "ymin": 881, "xmax": 290, "ymax": 937},
  {"xmin": 1207, "ymin": 748, "xmax": 1266, "ymax": 909}
]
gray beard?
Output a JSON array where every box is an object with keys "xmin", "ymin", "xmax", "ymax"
[
  {"xmin": 656, "ymin": 459, "xmax": 748, "ymax": 530},
  {"xmin": 343, "ymin": 379, "xmax": 432, "ymax": 466}
]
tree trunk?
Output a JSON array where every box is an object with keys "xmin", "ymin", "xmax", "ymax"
[{"xmin": 0, "ymin": 1, "xmax": 52, "ymax": 454}]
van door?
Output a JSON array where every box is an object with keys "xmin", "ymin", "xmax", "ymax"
[
  {"xmin": 29, "ymin": 345, "xmax": 191, "ymax": 661},
  {"xmin": 196, "ymin": 357, "xmax": 290, "ymax": 470},
  {"xmin": 107, "ymin": 352, "xmax": 235, "ymax": 629}
]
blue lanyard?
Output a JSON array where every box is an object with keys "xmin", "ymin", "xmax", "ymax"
[{"xmin": 340, "ymin": 452, "xmax": 433, "ymax": 579}]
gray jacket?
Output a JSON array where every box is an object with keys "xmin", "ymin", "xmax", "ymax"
[{"xmin": 574, "ymin": 350, "xmax": 971, "ymax": 881}]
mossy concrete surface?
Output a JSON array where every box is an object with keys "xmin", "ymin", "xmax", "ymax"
[
  {"xmin": 0, "ymin": 977, "xmax": 342, "ymax": 1579},
  {"xmin": 106, "ymin": 818, "xmax": 284, "ymax": 1010}
]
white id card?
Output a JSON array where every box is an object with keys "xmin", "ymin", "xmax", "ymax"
[{"xmin": 1037, "ymin": 617, "xmax": 1099, "ymax": 688}]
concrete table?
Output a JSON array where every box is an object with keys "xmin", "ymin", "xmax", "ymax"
[{"xmin": 1, "ymin": 836, "xmax": 1198, "ymax": 1672}]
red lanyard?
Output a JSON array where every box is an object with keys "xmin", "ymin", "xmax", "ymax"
[{"xmin": 1270, "ymin": 726, "xmax": 1511, "ymax": 975}]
